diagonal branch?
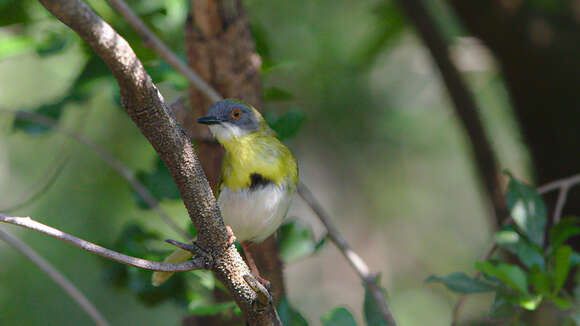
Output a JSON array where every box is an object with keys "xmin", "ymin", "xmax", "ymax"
[
  {"xmin": 297, "ymin": 183, "xmax": 398, "ymax": 326},
  {"xmin": 0, "ymin": 227, "xmax": 111, "ymax": 326},
  {"xmin": 0, "ymin": 214, "xmax": 207, "ymax": 272},
  {"xmin": 395, "ymin": 0, "xmax": 507, "ymax": 229},
  {"xmin": 35, "ymin": 1, "xmax": 279, "ymax": 324}
]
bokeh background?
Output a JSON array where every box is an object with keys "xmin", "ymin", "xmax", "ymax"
[{"xmin": 1, "ymin": 0, "xmax": 577, "ymax": 325}]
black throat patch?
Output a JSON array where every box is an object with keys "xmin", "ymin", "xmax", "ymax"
[{"xmin": 249, "ymin": 173, "xmax": 273, "ymax": 190}]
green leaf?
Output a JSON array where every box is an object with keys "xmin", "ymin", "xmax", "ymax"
[
  {"xmin": 321, "ymin": 307, "xmax": 356, "ymax": 326},
  {"xmin": 0, "ymin": 35, "xmax": 34, "ymax": 58},
  {"xmin": 489, "ymin": 295, "xmax": 517, "ymax": 318},
  {"xmin": 264, "ymin": 87, "xmax": 294, "ymax": 102},
  {"xmin": 550, "ymin": 296, "xmax": 572, "ymax": 310},
  {"xmin": 553, "ymin": 245, "xmax": 572, "ymax": 294},
  {"xmin": 265, "ymin": 110, "xmax": 306, "ymax": 140},
  {"xmin": 277, "ymin": 297, "xmax": 309, "ymax": 326},
  {"xmin": 529, "ymin": 265, "xmax": 550, "ymax": 295},
  {"xmin": 278, "ymin": 219, "xmax": 319, "ymax": 263},
  {"xmin": 518, "ymin": 294, "xmax": 542, "ymax": 310},
  {"xmin": 36, "ymin": 32, "xmax": 70, "ymax": 57},
  {"xmin": 495, "ymin": 228, "xmax": 545, "ymax": 270},
  {"xmin": 364, "ymin": 278, "xmax": 395, "ymax": 326},
  {"xmin": 13, "ymin": 101, "xmax": 68, "ymax": 134},
  {"xmin": 475, "ymin": 262, "xmax": 528, "ymax": 294},
  {"xmin": 134, "ymin": 157, "xmax": 181, "ymax": 208},
  {"xmin": 549, "ymin": 217, "xmax": 580, "ymax": 250},
  {"xmin": 425, "ymin": 272, "xmax": 496, "ymax": 294},
  {"xmin": 506, "ymin": 173, "xmax": 547, "ymax": 246},
  {"xmin": 189, "ymin": 301, "xmax": 237, "ymax": 316}
]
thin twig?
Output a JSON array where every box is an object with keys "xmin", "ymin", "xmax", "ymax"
[
  {"xmin": 0, "ymin": 214, "xmax": 207, "ymax": 272},
  {"xmin": 537, "ymin": 172, "xmax": 580, "ymax": 194},
  {"xmin": 297, "ymin": 182, "xmax": 397, "ymax": 326},
  {"xmin": 2, "ymin": 110, "xmax": 189, "ymax": 240},
  {"xmin": 0, "ymin": 228, "xmax": 111, "ymax": 326},
  {"xmin": 553, "ymin": 186, "xmax": 570, "ymax": 224},
  {"xmin": 105, "ymin": 0, "xmax": 222, "ymax": 103}
]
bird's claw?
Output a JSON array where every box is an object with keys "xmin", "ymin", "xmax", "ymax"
[
  {"xmin": 225, "ymin": 225, "xmax": 236, "ymax": 248},
  {"xmin": 243, "ymin": 274, "xmax": 273, "ymax": 309}
]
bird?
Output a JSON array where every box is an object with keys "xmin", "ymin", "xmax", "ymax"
[{"xmin": 152, "ymin": 98, "xmax": 298, "ymax": 286}]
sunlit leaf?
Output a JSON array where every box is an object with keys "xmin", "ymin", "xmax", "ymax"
[
  {"xmin": 425, "ymin": 272, "xmax": 496, "ymax": 294},
  {"xmin": 495, "ymin": 228, "xmax": 545, "ymax": 270},
  {"xmin": 518, "ymin": 294, "xmax": 542, "ymax": 310},
  {"xmin": 553, "ymin": 245, "xmax": 572, "ymax": 294},
  {"xmin": 277, "ymin": 297, "xmax": 309, "ymax": 326},
  {"xmin": 321, "ymin": 307, "xmax": 356, "ymax": 326},
  {"xmin": 0, "ymin": 35, "xmax": 34, "ymax": 58},
  {"xmin": 506, "ymin": 173, "xmax": 547, "ymax": 246},
  {"xmin": 475, "ymin": 261, "xmax": 528, "ymax": 294}
]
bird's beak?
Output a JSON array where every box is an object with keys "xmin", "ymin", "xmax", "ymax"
[{"xmin": 197, "ymin": 116, "xmax": 221, "ymax": 125}]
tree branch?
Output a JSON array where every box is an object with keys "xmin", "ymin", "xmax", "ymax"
[
  {"xmin": 0, "ymin": 214, "xmax": 207, "ymax": 272},
  {"xmin": 106, "ymin": 0, "xmax": 222, "ymax": 103},
  {"xmin": 0, "ymin": 227, "xmax": 111, "ymax": 326},
  {"xmin": 35, "ymin": 1, "xmax": 279, "ymax": 324},
  {"xmin": 2, "ymin": 109, "xmax": 189, "ymax": 241},
  {"xmin": 395, "ymin": 0, "xmax": 507, "ymax": 229},
  {"xmin": 297, "ymin": 183, "xmax": 398, "ymax": 326}
]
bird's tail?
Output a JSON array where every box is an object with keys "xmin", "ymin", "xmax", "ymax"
[{"xmin": 151, "ymin": 248, "xmax": 193, "ymax": 286}]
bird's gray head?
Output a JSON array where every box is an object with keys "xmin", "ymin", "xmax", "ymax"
[{"xmin": 197, "ymin": 99, "xmax": 263, "ymax": 142}]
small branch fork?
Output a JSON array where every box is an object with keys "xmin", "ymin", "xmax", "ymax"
[{"xmin": 451, "ymin": 173, "xmax": 580, "ymax": 326}]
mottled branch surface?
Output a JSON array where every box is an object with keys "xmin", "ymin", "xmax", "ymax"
[
  {"xmin": 36, "ymin": 0, "xmax": 279, "ymax": 324},
  {"xmin": 182, "ymin": 0, "xmax": 285, "ymax": 306},
  {"xmin": 396, "ymin": 0, "xmax": 507, "ymax": 228}
]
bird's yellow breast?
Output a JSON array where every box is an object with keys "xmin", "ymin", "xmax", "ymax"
[{"xmin": 219, "ymin": 132, "xmax": 298, "ymax": 192}]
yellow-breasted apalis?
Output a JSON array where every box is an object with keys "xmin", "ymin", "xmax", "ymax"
[{"xmin": 152, "ymin": 99, "xmax": 298, "ymax": 286}]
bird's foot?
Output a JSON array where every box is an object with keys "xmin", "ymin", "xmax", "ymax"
[
  {"xmin": 243, "ymin": 274, "xmax": 273, "ymax": 309},
  {"xmin": 225, "ymin": 225, "xmax": 236, "ymax": 248},
  {"xmin": 165, "ymin": 239, "xmax": 213, "ymax": 269}
]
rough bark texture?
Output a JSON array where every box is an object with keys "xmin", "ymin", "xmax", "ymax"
[
  {"xmin": 181, "ymin": 0, "xmax": 286, "ymax": 313},
  {"xmin": 36, "ymin": 0, "xmax": 280, "ymax": 324}
]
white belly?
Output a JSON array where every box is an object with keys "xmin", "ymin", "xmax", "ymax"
[{"xmin": 218, "ymin": 184, "xmax": 294, "ymax": 242}]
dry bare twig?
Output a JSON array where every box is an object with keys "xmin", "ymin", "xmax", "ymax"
[
  {"xmin": 0, "ymin": 214, "xmax": 208, "ymax": 272},
  {"xmin": 0, "ymin": 227, "xmax": 111, "ymax": 326}
]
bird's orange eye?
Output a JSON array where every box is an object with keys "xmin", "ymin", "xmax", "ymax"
[{"xmin": 231, "ymin": 108, "xmax": 242, "ymax": 119}]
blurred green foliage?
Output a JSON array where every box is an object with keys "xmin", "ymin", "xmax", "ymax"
[{"xmin": 428, "ymin": 174, "xmax": 580, "ymax": 324}]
